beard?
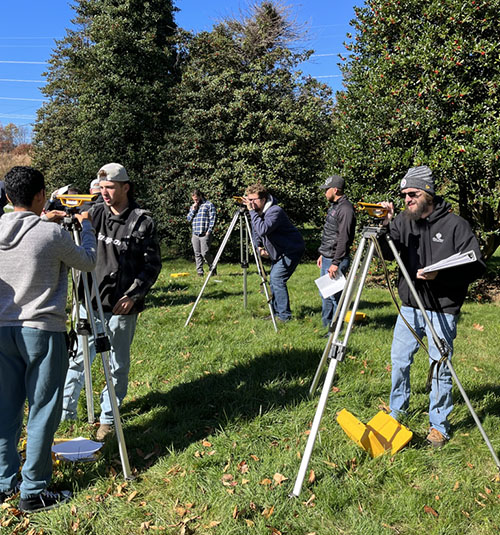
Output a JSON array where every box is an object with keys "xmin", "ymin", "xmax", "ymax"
[{"xmin": 403, "ymin": 197, "xmax": 433, "ymax": 221}]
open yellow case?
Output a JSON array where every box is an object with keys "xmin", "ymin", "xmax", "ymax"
[{"xmin": 336, "ymin": 409, "xmax": 413, "ymax": 458}]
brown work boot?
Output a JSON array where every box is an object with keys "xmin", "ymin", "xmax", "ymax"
[
  {"xmin": 96, "ymin": 424, "xmax": 114, "ymax": 441},
  {"xmin": 426, "ymin": 428, "xmax": 448, "ymax": 448}
]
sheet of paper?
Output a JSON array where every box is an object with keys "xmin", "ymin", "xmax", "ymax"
[
  {"xmin": 422, "ymin": 250, "xmax": 476, "ymax": 273},
  {"xmin": 52, "ymin": 437, "xmax": 103, "ymax": 461},
  {"xmin": 315, "ymin": 273, "xmax": 346, "ymax": 298}
]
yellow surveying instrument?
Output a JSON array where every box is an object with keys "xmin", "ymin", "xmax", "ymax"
[
  {"xmin": 56, "ymin": 194, "xmax": 98, "ymax": 208},
  {"xmin": 357, "ymin": 202, "xmax": 389, "ymax": 218}
]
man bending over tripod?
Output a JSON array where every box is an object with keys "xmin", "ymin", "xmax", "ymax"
[
  {"xmin": 0, "ymin": 166, "xmax": 96, "ymax": 512},
  {"xmin": 243, "ymin": 182, "xmax": 304, "ymax": 322},
  {"xmin": 379, "ymin": 166, "xmax": 485, "ymax": 448},
  {"xmin": 61, "ymin": 163, "xmax": 161, "ymax": 441}
]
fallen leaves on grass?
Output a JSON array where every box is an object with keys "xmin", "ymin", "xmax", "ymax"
[{"xmin": 423, "ymin": 505, "xmax": 438, "ymax": 518}]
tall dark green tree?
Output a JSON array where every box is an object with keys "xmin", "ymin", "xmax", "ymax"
[
  {"xmin": 329, "ymin": 0, "xmax": 500, "ymax": 258},
  {"xmin": 156, "ymin": 1, "xmax": 334, "ymax": 249},
  {"xmin": 33, "ymin": 0, "xmax": 178, "ymax": 202}
]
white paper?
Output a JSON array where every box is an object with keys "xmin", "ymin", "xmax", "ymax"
[
  {"xmin": 315, "ymin": 273, "xmax": 346, "ymax": 298},
  {"xmin": 52, "ymin": 437, "xmax": 103, "ymax": 461},
  {"xmin": 422, "ymin": 250, "xmax": 476, "ymax": 273}
]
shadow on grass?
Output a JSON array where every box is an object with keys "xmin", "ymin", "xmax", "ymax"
[
  {"xmin": 146, "ymin": 283, "xmax": 244, "ymax": 308},
  {"xmin": 113, "ymin": 346, "xmax": 390, "ymax": 473}
]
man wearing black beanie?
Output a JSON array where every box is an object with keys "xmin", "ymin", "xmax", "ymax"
[{"xmin": 379, "ymin": 166, "xmax": 485, "ymax": 448}]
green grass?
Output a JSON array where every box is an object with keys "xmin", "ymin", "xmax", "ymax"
[{"xmin": 2, "ymin": 256, "xmax": 500, "ymax": 534}]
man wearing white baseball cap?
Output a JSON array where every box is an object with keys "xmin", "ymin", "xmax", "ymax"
[{"xmin": 61, "ymin": 163, "xmax": 161, "ymax": 440}]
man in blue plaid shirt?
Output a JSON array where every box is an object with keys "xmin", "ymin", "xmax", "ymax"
[{"xmin": 187, "ymin": 189, "xmax": 217, "ymax": 276}]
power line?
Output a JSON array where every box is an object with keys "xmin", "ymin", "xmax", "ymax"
[
  {"xmin": 0, "ymin": 96, "xmax": 46, "ymax": 102},
  {"xmin": 0, "ymin": 79, "xmax": 44, "ymax": 83},
  {"xmin": 0, "ymin": 60, "xmax": 48, "ymax": 64}
]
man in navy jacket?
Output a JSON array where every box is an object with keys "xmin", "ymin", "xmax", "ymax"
[
  {"xmin": 243, "ymin": 183, "xmax": 304, "ymax": 322},
  {"xmin": 380, "ymin": 166, "xmax": 485, "ymax": 448}
]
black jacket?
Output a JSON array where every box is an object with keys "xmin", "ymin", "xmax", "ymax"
[
  {"xmin": 318, "ymin": 195, "xmax": 356, "ymax": 264},
  {"xmin": 382, "ymin": 197, "xmax": 485, "ymax": 315},
  {"xmin": 87, "ymin": 202, "xmax": 161, "ymax": 313}
]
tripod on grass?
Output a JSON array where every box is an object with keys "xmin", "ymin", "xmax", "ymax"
[
  {"xmin": 61, "ymin": 201, "xmax": 132, "ymax": 480},
  {"xmin": 291, "ymin": 208, "xmax": 500, "ymax": 497},
  {"xmin": 184, "ymin": 205, "xmax": 278, "ymax": 331}
]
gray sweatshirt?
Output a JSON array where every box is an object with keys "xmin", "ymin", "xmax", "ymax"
[{"xmin": 0, "ymin": 211, "xmax": 96, "ymax": 331}]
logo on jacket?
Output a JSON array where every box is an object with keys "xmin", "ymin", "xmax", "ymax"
[{"xmin": 432, "ymin": 233, "xmax": 444, "ymax": 243}]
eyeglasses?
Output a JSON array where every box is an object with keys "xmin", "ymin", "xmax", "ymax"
[{"xmin": 401, "ymin": 191, "xmax": 422, "ymax": 199}]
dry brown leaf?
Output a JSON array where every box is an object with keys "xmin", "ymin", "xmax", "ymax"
[
  {"xmin": 262, "ymin": 505, "xmax": 274, "ymax": 518},
  {"xmin": 207, "ymin": 521, "xmax": 221, "ymax": 528},
  {"xmin": 232, "ymin": 505, "xmax": 239, "ymax": 519},
  {"xmin": 462, "ymin": 510, "xmax": 470, "ymax": 518},
  {"xmin": 424, "ymin": 505, "xmax": 439, "ymax": 517},
  {"xmin": 331, "ymin": 386, "xmax": 340, "ymax": 393},
  {"xmin": 71, "ymin": 518, "xmax": 80, "ymax": 532},
  {"xmin": 202, "ymin": 440, "xmax": 212, "ymax": 447},
  {"xmin": 308, "ymin": 470, "xmax": 316, "ymax": 484},
  {"xmin": 303, "ymin": 494, "xmax": 316, "ymax": 507},
  {"xmin": 322, "ymin": 460, "xmax": 338, "ymax": 468},
  {"xmin": 475, "ymin": 498, "xmax": 486, "ymax": 507},
  {"xmin": 453, "ymin": 481, "xmax": 460, "ymax": 491},
  {"xmin": 473, "ymin": 323, "xmax": 484, "ymax": 331},
  {"xmin": 267, "ymin": 527, "xmax": 282, "ymax": 535},
  {"xmin": 485, "ymin": 487, "xmax": 492, "ymax": 494},
  {"xmin": 273, "ymin": 473, "xmax": 288, "ymax": 486},
  {"xmin": 237, "ymin": 461, "xmax": 249, "ymax": 474},
  {"xmin": 127, "ymin": 490, "xmax": 138, "ymax": 502},
  {"xmin": 245, "ymin": 519, "xmax": 255, "ymax": 526},
  {"xmin": 241, "ymin": 478, "xmax": 250, "ymax": 485},
  {"xmin": 250, "ymin": 454, "xmax": 260, "ymax": 462},
  {"xmin": 260, "ymin": 478, "xmax": 272, "ymax": 486}
]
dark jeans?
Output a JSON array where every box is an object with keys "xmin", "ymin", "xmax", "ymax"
[
  {"xmin": 269, "ymin": 252, "xmax": 303, "ymax": 321},
  {"xmin": 319, "ymin": 256, "xmax": 350, "ymax": 327}
]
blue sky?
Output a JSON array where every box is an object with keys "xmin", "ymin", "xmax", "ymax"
[{"xmin": 0, "ymin": 0, "xmax": 358, "ymax": 137}]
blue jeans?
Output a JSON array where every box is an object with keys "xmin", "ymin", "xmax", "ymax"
[
  {"xmin": 0, "ymin": 327, "xmax": 68, "ymax": 499},
  {"xmin": 61, "ymin": 306, "xmax": 137, "ymax": 425},
  {"xmin": 390, "ymin": 306, "xmax": 457, "ymax": 438},
  {"xmin": 269, "ymin": 252, "xmax": 302, "ymax": 321},
  {"xmin": 319, "ymin": 256, "xmax": 350, "ymax": 327}
]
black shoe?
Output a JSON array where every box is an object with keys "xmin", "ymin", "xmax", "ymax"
[
  {"xmin": 0, "ymin": 481, "xmax": 20, "ymax": 504},
  {"xmin": 19, "ymin": 489, "xmax": 72, "ymax": 513},
  {"xmin": 0, "ymin": 489, "xmax": 14, "ymax": 505}
]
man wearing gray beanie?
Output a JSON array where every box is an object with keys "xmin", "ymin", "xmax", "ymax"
[{"xmin": 379, "ymin": 165, "xmax": 485, "ymax": 448}]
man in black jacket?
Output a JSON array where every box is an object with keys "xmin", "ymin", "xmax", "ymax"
[
  {"xmin": 317, "ymin": 175, "xmax": 356, "ymax": 327},
  {"xmin": 61, "ymin": 163, "xmax": 161, "ymax": 440},
  {"xmin": 380, "ymin": 166, "xmax": 485, "ymax": 448}
]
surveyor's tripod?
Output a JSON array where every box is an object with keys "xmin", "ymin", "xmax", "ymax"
[
  {"xmin": 291, "ymin": 222, "xmax": 500, "ymax": 497},
  {"xmin": 66, "ymin": 215, "xmax": 132, "ymax": 479},
  {"xmin": 184, "ymin": 206, "xmax": 278, "ymax": 331}
]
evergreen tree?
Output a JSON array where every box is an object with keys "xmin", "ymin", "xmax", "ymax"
[
  {"xmin": 330, "ymin": 0, "xmax": 499, "ymax": 257},
  {"xmin": 156, "ymin": 1, "xmax": 334, "ymax": 250},
  {"xmin": 33, "ymin": 0, "xmax": 178, "ymax": 202}
]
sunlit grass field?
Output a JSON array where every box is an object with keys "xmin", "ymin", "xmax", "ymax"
[{"xmin": 2, "ymin": 254, "xmax": 499, "ymax": 535}]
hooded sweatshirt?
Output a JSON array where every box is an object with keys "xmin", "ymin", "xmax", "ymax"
[
  {"xmin": 0, "ymin": 211, "xmax": 96, "ymax": 331},
  {"xmin": 383, "ymin": 197, "xmax": 485, "ymax": 315},
  {"xmin": 249, "ymin": 195, "xmax": 305, "ymax": 262}
]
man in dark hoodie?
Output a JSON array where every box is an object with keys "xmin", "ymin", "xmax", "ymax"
[
  {"xmin": 0, "ymin": 166, "xmax": 96, "ymax": 512},
  {"xmin": 61, "ymin": 163, "xmax": 161, "ymax": 441},
  {"xmin": 379, "ymin": 166, "xmax": 485, "ymax": 448},
  {"xmin": 243, "ymin": 182, "xmax": 304, "ymax": 322}
]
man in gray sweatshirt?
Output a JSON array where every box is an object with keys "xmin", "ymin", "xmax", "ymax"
[{"xmin": 0, "ymin": 166, "xmax": 96, "ymax": 513}]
